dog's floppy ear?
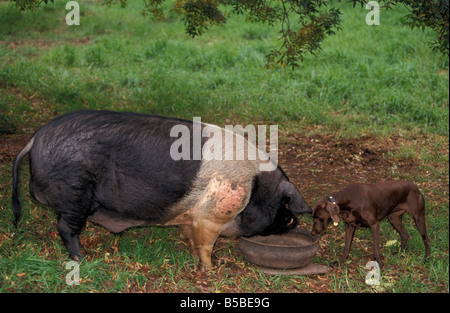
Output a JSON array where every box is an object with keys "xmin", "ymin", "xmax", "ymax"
[{"xmin": 325, "ymin": 202, "xmax": 340, "ymax": 225}]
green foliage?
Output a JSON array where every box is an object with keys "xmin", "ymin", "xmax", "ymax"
[
  {"xmin": 104, "ymin": 0, "xmax": 128, "ymax": 8},
  {"xmin": 1, "ymin": 1, "xmax": 448, "ymax": 134},
  {"xmin": 268, "ymin": 4, "xmax": 342, "ymax": 68},
  {"xmin": 10, "ymin": 0, "xmax": 449, "ymax": 68},
  {"xmin": 11, "ymin": 0, "xmax": 54, "ymax": 11},
  {"xmin": 395, "ymin": 0, "xmax": 449, "ymax": 55},
  {"xmin": 143, "ymin": 0, "xmax": 344, "ymax": 68},
  {"xmin": 173, "ymin": 0, "xmax": 227, "ymax": 37}
]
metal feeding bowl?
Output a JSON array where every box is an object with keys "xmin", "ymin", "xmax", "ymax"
[{"xmin": 238, "ymin": 228, "xmax": 329, "ymax": 276}]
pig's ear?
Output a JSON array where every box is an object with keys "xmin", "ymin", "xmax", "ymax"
[
  {"xmin": 326, "ymin": 202, "xmax": 340, "ymax": 225},
  {"xmin": 279, "ymin": 180, "xmax": 312, "ymax": 214}
]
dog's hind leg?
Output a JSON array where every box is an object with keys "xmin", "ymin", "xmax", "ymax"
[
  {"xmin": 369, "ymin": 221, "xmax": 384, "ymax": 269},
  {"xmin": 409, "ymin": 196, "xmax": 431, "ymax": 259},
  {"xmin": 388, "ymin": 207, "xmax": 410, "ymax": 251}
]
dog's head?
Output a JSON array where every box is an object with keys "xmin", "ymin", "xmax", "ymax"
[{"xmin": 311, "ymin": 197, "xmax": 340, "ymax": 236}]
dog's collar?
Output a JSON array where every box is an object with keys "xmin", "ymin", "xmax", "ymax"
[{"xmin": 327, "ymin": 195, "xmax": 337, "ymax": 205}]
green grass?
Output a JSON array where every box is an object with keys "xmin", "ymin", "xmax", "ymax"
[
  {"xmin": 0, "ymin": 0, "xmax": 448, "ymax": 134},
  {"xmin": 0, "ymin": 0, "xmax": 448, "ymax": 293}
]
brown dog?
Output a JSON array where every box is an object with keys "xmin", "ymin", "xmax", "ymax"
[{"xmin": 311, "ymin": 181, "xmax": 431, "ymax": 268}]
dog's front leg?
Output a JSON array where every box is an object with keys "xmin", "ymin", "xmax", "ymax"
[
  {"xmin": 340, "ymin": 223, "xmax": 356, "ymax": 264},
  {"xmin": 370, "ymin": 222, "xmax": 384, "ymax": 269}
]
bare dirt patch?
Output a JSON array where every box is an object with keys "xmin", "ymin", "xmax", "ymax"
[
  {"xmin": 280, "ymin": 132, "xmax": 408, "ymax": 200},
  {"xmin": 1, "ymin": 36, "xmax": 92, "ymax": 50},
  {"xmin": 0, "ymin": 133, "xmax": 31, "ymax": 165}
]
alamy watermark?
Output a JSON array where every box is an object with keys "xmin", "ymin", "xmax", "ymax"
[
  {"xmin": 65, "ymin": 261, "xmax": 80, "ymax": 286},
  {"xmin": 65, "ymin": 1, "xmax": 380, "ymax": 27},
  {"xmin": 65, "ymin": 1, "xmax": 379, "ymax": 27},
  {"xmin": 65, "ymin": 1, "xmax": 80, "ymax": 26},
  {"xmin": 365, "ymin": 261, "xmax": 381, "ymax": 286},
  {"xmin": 169, "ymin": 117, "xmax": 278, "ymax": 171},
  {"xmin": 64, "ymin": 259, "xmax": 382, "ymax": 286},
  {"xmin": 365, "ymin": 1, "xmax": 380, "ymax": 26}
]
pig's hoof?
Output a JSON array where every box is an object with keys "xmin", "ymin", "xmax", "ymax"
[{"xmin": 69, "ymin": 253, "xmax": 82, "ymax": 262}]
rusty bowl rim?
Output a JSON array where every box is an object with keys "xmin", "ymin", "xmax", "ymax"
[{"xmin": 239, "ymin": 228, "xmax": 319, "ymax": 249}]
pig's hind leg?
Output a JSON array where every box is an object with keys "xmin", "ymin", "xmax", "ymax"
[
  {"xmin": 57, "ymin": 212, "xmax": 86, "ymax": 261},
  {"xmin": 179, "ymin": 224, "xmax": 198, "ymax": 257},
  {"xmin": 53, "ymin": 187, "xmax": 92, "ymax": 261}
]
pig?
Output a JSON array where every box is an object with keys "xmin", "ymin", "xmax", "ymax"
[{"xmin": 12, "ymin": 110, "xmax": 311, "ymax": 269}]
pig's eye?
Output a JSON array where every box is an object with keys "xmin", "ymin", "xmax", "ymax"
[{"xmin": 282, "ymin": 197, "xmax": 291, "ymax": 209}]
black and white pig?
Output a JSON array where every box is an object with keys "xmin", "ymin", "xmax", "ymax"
[{"xmin": 12, "ymin": 110, "xmax": 311, "ymax": 269}]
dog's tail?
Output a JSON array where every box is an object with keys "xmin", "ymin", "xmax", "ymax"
[{"xmin": 11, "ymin": 136, "xmax": 35, "ymax": 228}]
